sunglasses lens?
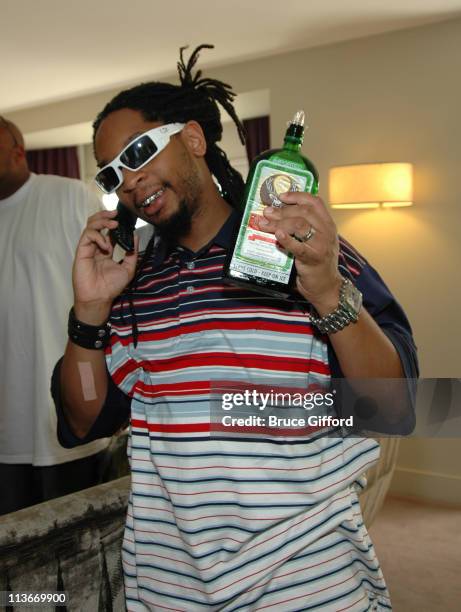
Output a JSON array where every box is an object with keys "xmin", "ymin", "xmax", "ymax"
[
  {"xmin": 121, "ymin": 135, "xmax": 158, "ymax": 169},
  {"xmin": 95, "ymin": 166, "xmax": 119, "ymax": 193}
]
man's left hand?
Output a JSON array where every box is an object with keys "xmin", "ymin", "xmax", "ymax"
[{"xmin": 258, "ymin": 191, "xmax": 342, "ymax": 314}]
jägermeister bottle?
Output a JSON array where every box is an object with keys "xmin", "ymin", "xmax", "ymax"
[{"xmin": 223, "ymin": 110, "xmax": 319, "ymax": 298}]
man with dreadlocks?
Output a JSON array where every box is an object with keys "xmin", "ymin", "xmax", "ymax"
[{"xmin": 52, "ymin": 45, "xmax": 417, "ymax": 610}]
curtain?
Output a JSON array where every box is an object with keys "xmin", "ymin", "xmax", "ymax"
[
  {"xmin": 26, "ymin": 146, "xmax": 80, "ymax": 179},
  {"xmin": 242, "ymin": 116, "xmax": 270, "ymax": 163}
]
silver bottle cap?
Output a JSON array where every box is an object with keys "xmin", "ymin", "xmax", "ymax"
[{"xmin": 290, "ymin": 110, "xmax": 305, "ymax": 127}]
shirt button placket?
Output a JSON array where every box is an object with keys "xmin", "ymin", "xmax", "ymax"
[{"xmin": 185, "ymin": 259, "xmax": 195, "ymax": 294}]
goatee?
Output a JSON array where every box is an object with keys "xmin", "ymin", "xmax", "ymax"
[{"xmin": 155, "ymin": 199, "xmax": 192, "ymax": 244}]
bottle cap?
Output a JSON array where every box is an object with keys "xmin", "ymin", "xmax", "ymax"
[{"xmin": 291, "ymin": 110, "xmax": 305, "ymax": 127}]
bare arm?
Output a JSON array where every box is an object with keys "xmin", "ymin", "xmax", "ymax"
[
  {"xmin": 60, "ymin": 303, "xmax": 113, "ymax": 438},
  {"xmin": 308, "ymin": 278, "xmax": 404, "ymax": 378},
  {"xmin": 60, "ymin": 210, "xmax": 138, "ymax": 438}
]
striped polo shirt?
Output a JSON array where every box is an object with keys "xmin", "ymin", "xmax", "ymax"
[{"xmin": 104, "ymin": 211, "xmax": 392, "ymax": 611}]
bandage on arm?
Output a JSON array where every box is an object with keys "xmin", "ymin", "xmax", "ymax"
[
  {"xmin": 77, "ymin": 361, "xmax": 98, "ymax": 401},
  {"xmin": 52, "ymin": 356, "xmax": 131, "ymax": 447},
  {"xmin": 60, "ymin": 340, "xmax": 110, "ymax": 438}
]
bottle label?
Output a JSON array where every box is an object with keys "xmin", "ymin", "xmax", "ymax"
[{"xmin": 229, "ymin": 159, "xmax": 314, "ymax": 285}]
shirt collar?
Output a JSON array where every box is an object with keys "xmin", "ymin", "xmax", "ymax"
[
  {"xmin": 160, "ymin": 208, "xmax": 241, "ymax": 260},
  {"xmin": 210, "ymin": 208, "xmax": 241, "ymax": 249}
]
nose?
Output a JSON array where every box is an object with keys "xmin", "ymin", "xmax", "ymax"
[{"xmin": 120, "ymin": 166, "xmax": 146, "ymax": 194}]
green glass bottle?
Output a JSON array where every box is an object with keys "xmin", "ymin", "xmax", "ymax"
[{"xmin": 223, "ymin": 110, "xmax": 319, "ymax": 298}]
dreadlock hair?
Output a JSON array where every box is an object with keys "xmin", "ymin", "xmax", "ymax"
[{"xmin": 93, "ymin": 44, "xmax": 247, "ymax": 346}]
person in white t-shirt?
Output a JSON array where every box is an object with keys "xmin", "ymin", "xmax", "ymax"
[{"xmin": 0, "ymin": 116, "xmax": 111, "ymax": 515}]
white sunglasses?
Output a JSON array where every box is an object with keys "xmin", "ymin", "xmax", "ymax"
[{"xmin": 95, "ymin": 122, "xmax": 185, "ymax": 193}]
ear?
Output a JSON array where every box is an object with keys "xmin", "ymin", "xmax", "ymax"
[
  {"xmin": 181, "ymin": 120, "xmax": 207, "ymax": 157},
  {"xmin": 12, "ymin": 145, "xmax": 27, "ymax": 165}
]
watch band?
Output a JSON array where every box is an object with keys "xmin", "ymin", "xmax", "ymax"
[{"xmin": 309, "ymin": 277, "xmax": 362, "ymax": 334}]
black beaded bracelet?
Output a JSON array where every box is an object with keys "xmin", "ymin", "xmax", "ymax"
[{"xmin": 68, "ymin": 307, "xmax": 111, "ymax": 350}]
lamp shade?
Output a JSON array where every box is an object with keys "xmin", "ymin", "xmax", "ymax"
[{"xmin": 329, "ymin": 163, "xmax": 413, "ymax": 209}]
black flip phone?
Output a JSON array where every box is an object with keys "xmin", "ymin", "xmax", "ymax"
[{"xmin": 109, "ymin": 201, "xmax": 137, "ymax": 252}]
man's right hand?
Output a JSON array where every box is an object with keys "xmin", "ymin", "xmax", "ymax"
[{"xmin": 72, "ymin": 209, "xmax": 139, "ymax": 324}]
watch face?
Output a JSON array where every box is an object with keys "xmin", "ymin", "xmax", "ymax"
[{"xmin": 343, "ymin": 281, "xmax": 363, "ymax": 314}]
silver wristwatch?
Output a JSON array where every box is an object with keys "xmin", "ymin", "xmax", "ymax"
[{"xmin": 309, "ymin": 276, "xmax": 362, "ymax": 334}]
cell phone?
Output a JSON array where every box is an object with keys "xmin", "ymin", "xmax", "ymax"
[{"xmin": 109, "ymin": 201, "xmax": 137, "ymax": 252}]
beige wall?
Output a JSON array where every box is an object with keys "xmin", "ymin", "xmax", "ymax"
[{"xmin": 8, "ymin": 18, "xmax": 461, "ymax": 505}]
